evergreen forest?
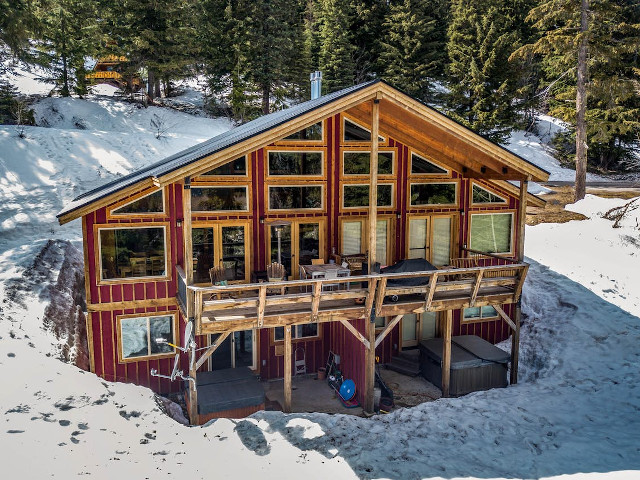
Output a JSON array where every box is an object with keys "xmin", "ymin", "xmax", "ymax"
[{"xmin": 1, "ymin": 0, "xmax": 640, "ymax": 181}]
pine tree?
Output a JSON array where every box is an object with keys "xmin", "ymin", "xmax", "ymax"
[
  {"xmin": 0, "ymin": 0, "xmax": 38, "ymax": 72},
  {"xmin": 446, "ymin": 0, "xmax": 522, "ymax": 141},
  {"xmin": 314, "ymin": 0, "xmax": 358, "ymax": 92},
  {"xmin": 516, "ymin": 0, "xmax": 640, "ymax": 199},
  {"xmin": 380, "ymin": 0, "xmax": 448, "ymax": 101},
  {"xmin": 34, "ymin": 0, "xmax": 100, "ymax": 97}
]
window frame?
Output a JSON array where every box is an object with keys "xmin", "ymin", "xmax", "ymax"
[
  {"xmin": 468, "ymin": 211, "xmax": 515, "ymax": 256},
  {"xmin": 272, "ymin": 120, "xmax": 326, "ymax": 145},
  {"xmin": 341, "ymin": 183, "xmax": 395, "ymax": 210},
  {"xmin": 196, "ymin": 155, "xmax": 249, "ymax": 179},
  {"xmin": 272, "ymin": 323, "xmax": 321, "ymax": 344},
  {"xmin": 341, "ymin": 149, "xmax": 396, "ymax": 177},
  {"xmin": 405, "ymin": 213, "xmax": 456, "ymax": 265},
  {"xmin": 116, "ymin": 312, "xmax": 178, "ymax": 363},
  {"xmin": 266, "ymin": 184, "xmax": 325, "ymax": 213},
  {"xmin": 341, "ymin": 116, "xmax": 386, "ymax": 145},
  {"xmin": 461, "ymin": 305, "xmax": 500, "ymax": 324},
  {"xmin": 95, "ymin": 223, "xmax": 170, "ymax": 285},
  {"xmin": 338, "ymin": 216, "xmax": 394, "ymax": 265},
  {"xmin": 408, "ymin": 151, "xmax": 451, "ymax": 178},
  {"xmin": 107, "ymin": 187, "xmax": 167, "ymax": 219},
  {"xmin": 408, "ymin": 181, "xmax": 459, "ymax": 208},
  {"xmin": 190, "ymin": 185, "xmax": 251, "ymax": 213},
  {"xmin": 265, "ymin": 148, "xmax": 325, "ymax": 180},
  {"xmin": 470, "ymin": 181, "xmax": 508, "ymax": 206}
]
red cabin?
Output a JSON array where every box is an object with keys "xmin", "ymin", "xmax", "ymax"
[{"xmin": 57, "ymin": 80, "xmax": 548, "ymax": 424}]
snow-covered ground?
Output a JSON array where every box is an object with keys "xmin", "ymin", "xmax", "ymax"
[{"xmin": 1, "ymin": 75, "xmax": 639, "ymax": 478}]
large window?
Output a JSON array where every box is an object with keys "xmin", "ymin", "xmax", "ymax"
[
  {"xmin": 282, "ymin": 123, "xmax": 323, "ymax": 141},
  {"xmin": 202, "ymin": 157, "xmax": 247, "ymax": 176},
  {"xmin": 268, "ymin": 151, "xmax": 322, "ymax": 176},
  {"xmin": 191, "ymin": 186, "xmax": 248, "ymax": 211},
  {"xmin": 343, "ymin": 151, "xmax": 393, "ymax": 175},
  {"xmin": 192, "ymin": 224, "xmax": 249, "ymax": 284},
  {"xmin": 340, "ymin": 218, "xmax": 392, "ymax": 265},
  {"xmin": 99, "ymin": 226, "xmax": 166, "ymax": 280},
  {"xmin": 342, "ymin": 184, "xmax": 393, "ymax": 208},
  {"xmin": 469, "ymin": 213, "xmax": 513, "ymax": 254},
  {"xmin": 343, "ymin": 118, "xmax": 385, "ymax": 142},
  {"xmin": 410, "ymin": 182, "xmax": 457, "ymax": 206},
  {"xmin": 118, "ymin": 314, "xmax": 175, "ymax": 361},
  {"xmin": 463, "ymin": 306, "xmax": 499, "ymax": 322},
  {"xmin": 274, "ymin": 323, "xmax": 318, "ymax": 341},
  {"xmin": 111, "ymin": 190, "xmax": 164, "ymax": 215},
  {"xmin": 268, "ymin": 185, "xmax": 322, "ymax": 210}
]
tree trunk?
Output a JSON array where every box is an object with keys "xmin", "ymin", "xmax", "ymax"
[
  {"xmin": 262, "ymin": 84, "xmax": 270, "ymax": 115},
  {"xmin": 575, "ymin": 0, "xmax": 589, "ymax": 201},
  {"xmin": 147, "ymin": 69, "xmax": 155, "ymax": 99},
  {"xmin": 154, "ymin": 77, "xmax": 161, "ymax": 99},
  {"xmin": 60, "ymin": 12, "xmax": 70, "ymax": 97}
]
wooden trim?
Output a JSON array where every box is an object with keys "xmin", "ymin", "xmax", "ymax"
[
  {"xmin": 494, "ymin": 179, "xmax": 545, "ymax": 208},
  {"xmin": 469, "ymin": 180, "xmax": 509, "ymax": 206},
  {"xmin": 88, "ymin": 297, "xmax": 176, "ymax": 312},
  {"xmin": 82, "ymin": 216, "xmax": 95, "ymax": 373},
  {"xmin": 106, "ymin": 186, "xmax": 167, "ymax": 219},
  {"xmin": 115, "ymin": 311, "xmax": 178, "ymax": 364},
  {"xmin": 407, "ymin": 180, "xmax": 459, "ymax": 209},
  {"xmin": 264, "ymin": 146, "xmax": 327, "ymax": 181},
  {"xmin": 517, "ymin": 180, "xmax": 528, "ymax": 262},
  {"xmin": 340, "ymin": 147, "xmax": 397, "ymax": 179},
  {"xmin": 341, "ymin": 114, "xmax": 388, "ymax": 146},
  {"xmin": 93, "ymin": 222, "xmax": 172, "ymax": 285}
]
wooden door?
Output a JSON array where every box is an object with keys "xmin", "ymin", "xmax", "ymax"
[
  {"xmin": 192, "ymin": 221, "xmax": 251, "ymax": 284},
  {"xmin": 407, "ymin": 214, "xmax": 454, "ymax": 266},
  {"xmin": 268, "ymin": 220, "xmax": 325, "ymax": 279}
]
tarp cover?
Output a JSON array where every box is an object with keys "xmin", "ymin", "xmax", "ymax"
[{"xmin": 381, "ymin": 258, "xmax": 438, "ymax": 287}]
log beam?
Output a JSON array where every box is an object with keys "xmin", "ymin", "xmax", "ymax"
[
  {"xmin": 374, "ymin": 314, "xmax": 403, "ymax": 349},
  {"xmin": 195, "ymin": 331, "xmax": 231, "ymax": 370},
  {"xmin": 512, "ymin": 179, "xmax": 528, "ymax": 385},
  {"xmin": 339, "ymin": 319, "xmax": 370, "ymax": 350},
  {"xmin": 441, "ymin": 310, "xmax": 452, "ymax": 397},
  {"xmin": 284, "ymin": 325, "xmax": 292, "ymax": 413}
]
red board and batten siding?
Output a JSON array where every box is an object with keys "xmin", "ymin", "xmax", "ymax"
[{"xmin": 82, "ymin": 112, "xmax": 523, "ymax": 395}]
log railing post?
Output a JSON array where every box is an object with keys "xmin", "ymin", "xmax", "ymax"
[
  {"xmin": 284, "ymin": 325, "xmax": 292, "ymax": 413},
  {"xmin": 441, "ymin": 309, "xmax": 452, "ymax": 397}
]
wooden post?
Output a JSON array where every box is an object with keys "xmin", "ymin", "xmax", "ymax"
[
  {"xmin": 188, "ymin": 346, "xmax": 198, "ymax": 425},
  {"xmin": 284, "ymin": 325, "xmax": 292, "ymax": 413},
  {"xmin": 441, "ymin": 309, "xmax": 452, "ymax": 397},
  {"xmin": 364, "ymin": 96, "xmax": 380, "ymax": 414},
  {"xmin": 511, "ymin": 179, "xmax": 528, "ymax": 385},
  {"xmin": 183, "ymin": 178, "xmax": 194, "ymax": 318}
]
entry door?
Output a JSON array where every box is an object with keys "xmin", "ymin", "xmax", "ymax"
[
  {"xmin": 269, "ymin": 220, "xmax": 324, "ymax": 279},
  {"xmin": 192, "ymin": 222, "xmax": 251, "ymax": 284},
  {"xmin": 401, "ymin": 311, "xmax": 438, "ymax": 348},
  {"xmin": 209, "ymin": 329, "xmax": 256, "ymax": 370},
  {"xmin": 340, "ymin": 217, "xmax": 393, "ymax": 267},
  {"xmin": 407, "ymin": 215, "xmax": 453, "ymax": 266}
]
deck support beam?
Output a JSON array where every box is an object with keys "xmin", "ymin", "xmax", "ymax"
[
  {"xmin": 374, "ymin": 314, "xmax": 403, "ymax": 349},
  {"xmin": 284, "ymin": 325, "xmax": 292, "ymax": 413},
  {"xmin": 195, "ymin": 331, "xmax": 230, "ymax": 370},
  {"xmin": 441, "ymin": 309, "xmax": 453, "ymax": 397},
  {"xmin": 511, "ymin": 179, "xmax": 528, "ymax": 385},
  {"xmin": 188, "ymin": 346, "xmax": 198, "ymax": 425},
  {"xmin": 364, "ymin": 96, "xmax": 380, "ymax": 414}
]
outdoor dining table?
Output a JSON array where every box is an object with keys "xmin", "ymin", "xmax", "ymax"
[{"xmin": 300, "ymin": 263, "xmax": 351, "ymax": 291}]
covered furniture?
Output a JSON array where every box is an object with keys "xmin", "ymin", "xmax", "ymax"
[
  {"xmin": 381, "ymin": 258, "xmax": 438, "ymax": 287},
  {"xmin": 419, "ymin": 335, "xmax": 509, "ymax": 396}
]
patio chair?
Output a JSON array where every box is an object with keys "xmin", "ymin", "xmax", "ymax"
[
  {"xmin": 130, "ymin": 258, "xmax": 148, "ymax": 277},
  {"xmin": 266, "ymin": 262, "xmax": 286, "ymax": 295},
  {"xmin": 311, "ymin": 258, "xmax": 324, "ymax": 265},
  {"xmin": 322, "ymin": 269, "xmax": 339, "ymax": 292}
]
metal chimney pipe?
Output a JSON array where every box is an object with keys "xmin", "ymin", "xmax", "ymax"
[{"xmin": 310, "ymin": 71, "xmax": 322, "ymax": 99}]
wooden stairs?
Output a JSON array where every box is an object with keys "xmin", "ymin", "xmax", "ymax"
[{"xmin": 386, "ymin": 349, "xmax": 420, "ymax": 377}]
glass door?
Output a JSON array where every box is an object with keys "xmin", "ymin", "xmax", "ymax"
[
  {"xmin": 401, "ymin": 312, "xmax": 438, "ymax": 349},
  {"xmin": 407, "ymin": 215, "xmax": 454, "ymax": 266},
  {"xmin": 192, "ymin": 222, "xmax": 250, "ymax": 284},
  {"xmin": 209, "ymin": 329, "xmax": 256, "ymax": 370},
  {"xmin": 269, "ymin": 220, "xmax": 324, "ymax": 279}
]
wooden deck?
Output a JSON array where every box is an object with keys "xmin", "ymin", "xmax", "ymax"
[{"xmin": 187, "ymin": 262, "xmax": 528, "ymax": 335}]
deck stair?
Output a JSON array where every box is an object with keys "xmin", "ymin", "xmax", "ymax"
[{"xmin": 386, "ymin": 349, "xmax": 420, "ymax": 377}]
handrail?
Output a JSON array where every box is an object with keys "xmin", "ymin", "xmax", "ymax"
[{"xmin": 462, "ymin": 247, "xmax": 520, "ymax": 264}]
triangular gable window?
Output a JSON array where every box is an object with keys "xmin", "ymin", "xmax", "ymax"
[
  {"xmin": 283, "ymin": 122, "xmax": 323, "ymax": 141},
  {"xmin": 410, "ymin": 153, "xmax": 448, "ymax": 175},
  {"xmin": 472, "ymin": 184, "xmax": 507, "ymax": 204},
  {"xmin": 203, "ymin": 156, "xmax": 247, "ymax": 176},
  {"xmin": 112, "ymin": 190, "xmax": 164, "ymax": 214},
  {"xmin": 343, "ymin": 118, "xmax": 385, "ymax": 142}
]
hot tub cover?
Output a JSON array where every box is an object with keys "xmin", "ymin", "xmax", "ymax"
[{"xmin": 381, "ymin": 258, "xmax": 438, "ymax": 287}]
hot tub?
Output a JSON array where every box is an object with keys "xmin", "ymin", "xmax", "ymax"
[{"xmin": 419, "ymin": 335, "xmax": 510, "ymax": 396}]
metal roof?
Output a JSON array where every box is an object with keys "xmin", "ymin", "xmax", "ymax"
[{"xmin": 57, "ymin": 79, "xmax": 549, "ymax": 221}]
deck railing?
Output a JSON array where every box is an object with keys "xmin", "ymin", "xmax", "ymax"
[{"xmin": 187, "ymin": 262, "xmax": 529, "ymax": 335}]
